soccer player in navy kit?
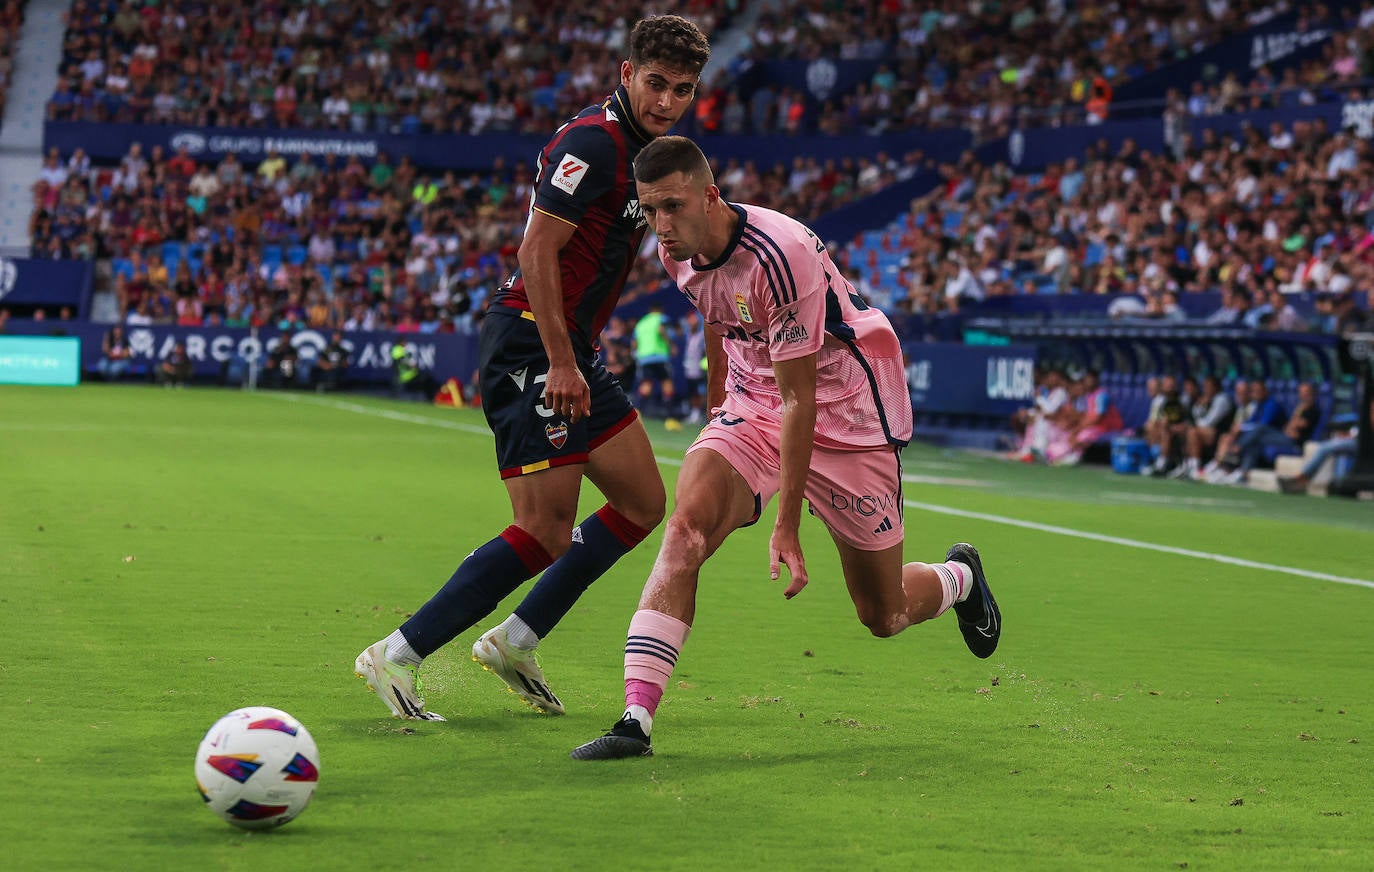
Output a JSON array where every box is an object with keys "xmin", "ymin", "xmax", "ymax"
[{"xmin": 356, "ymin": 15, "xmax": 711, "ymax": 720}]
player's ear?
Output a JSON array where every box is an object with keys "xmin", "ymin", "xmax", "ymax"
[
  {"xmin": 620, "ymin": 60, "xmax": 635, "ymax": 87},
  {"xmin": 706, "ymin": 184, "xmax": 720, "ymax": 205}
]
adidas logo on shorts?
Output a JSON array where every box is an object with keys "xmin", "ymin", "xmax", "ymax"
[{"xmin": 872, "ymin": 517, "xmax": 893, "ymax": 534}]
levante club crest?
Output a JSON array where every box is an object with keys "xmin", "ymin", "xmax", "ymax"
[{"xmin": 545, "ymin": 422, "xmax": 568, "ymax": 448}]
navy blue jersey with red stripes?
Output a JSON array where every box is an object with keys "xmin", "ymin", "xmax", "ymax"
[{"xmin": 493, "ymin": 85, "xmax": 653, "ymax": 356}]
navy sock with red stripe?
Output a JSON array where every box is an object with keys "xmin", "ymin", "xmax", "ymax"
[
  {"xmin": 515, "ymin": 505, "xmax": 651, "ymax": 638},
  {"xmin": 400, "ymin": 525, "xmax": 554, "ymax": 658}
]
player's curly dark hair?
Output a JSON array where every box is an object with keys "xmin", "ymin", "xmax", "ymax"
[{"xmin": 629, "ymin": 15, "xmax": 711, "ymax": 77}]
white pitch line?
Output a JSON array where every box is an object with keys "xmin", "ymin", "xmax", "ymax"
[
  {"xmin": 900, "ymin": 497, "xmax": 1374, "ymax": 591},
  {"xmin": 264, "ymin": 391, "xmax": 494, "ymax": 436},
  {"xmin": 1100, "ymin": 491, "xmax": 1257, "ymax": 508},
  {"xmin": 902, "ymin": 474, "xmax": 992, "ymax": 488},
  {"xmin": 270, "ymin": 391, "xmax": 1374, "ymax": 591}
]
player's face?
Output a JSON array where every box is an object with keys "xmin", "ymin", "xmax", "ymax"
[
  {"xmin": 639, "ymin": 172, "xmax": 715, "ymax": 262},
  {"xmin": 622, "ymin": 61, "xmax": 698, "ymax": 136}
]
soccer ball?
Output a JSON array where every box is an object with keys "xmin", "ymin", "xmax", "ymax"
[{"xmin": 194, "ymin": 706, "xmax": 320, "ymax": 830}]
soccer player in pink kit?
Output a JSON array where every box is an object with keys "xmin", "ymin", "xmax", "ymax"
[{"xmin": 572, "ymin": 137, "xmax": 1002, "ymax": 760}]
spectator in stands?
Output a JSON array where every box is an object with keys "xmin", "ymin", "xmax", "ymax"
[
  {"xmin": 155, "ymin": 340, "xmax": 192, "ymax": 387},
  {"xmin": 1173, "ymin": 376, "xmax": 1238, "ymax": 480},
  {"xmin": 1332, "ymin": 291, "xmax": 1374, "ymax": 335},
  {"xmin": 1205, "ymin": 286, "xmax": 1253, "ymax": 326},
  {"xmin": 1278, "ymin": 403, "xmax": 1370, "ymax": 495},
  {"xmin": 95, "ymin": 323, "xmax": 134, "ymax": 381}
]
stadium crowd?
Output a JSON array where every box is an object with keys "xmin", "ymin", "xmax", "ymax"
[
  {"xmin": 704, "ymin": 0, "xmax": 1373, "ymax": 138},
  {"xmin": 841, "ymin": 117, "xmax": 1374, "ymax": 330},
  {"xmin": 0, "ymin": 0, "xmax": 22, "ymax": 121},
  {"xmin": 49, "ymin": 0, "xmax": 739, "ymax": 136},
  {"xmin": 28, "ymin": 129, "xmax": 921, "ymax": 330},
  {"xmin": 51, "ymin": 0, "xmax": 1374, "ymax": 141}
]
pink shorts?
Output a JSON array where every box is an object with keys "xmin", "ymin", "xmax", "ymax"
[{"xmin": 687, "ymin": 409, "xmax": 905, "ymax": 551}]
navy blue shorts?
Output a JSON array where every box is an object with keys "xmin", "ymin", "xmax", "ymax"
[{"xmin": 479, "ymin": 309, "xmax": 638, "ymax": 479}]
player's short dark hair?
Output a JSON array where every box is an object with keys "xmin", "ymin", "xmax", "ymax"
[
  {"xmin": 629, "ymin": 15, "xmax": 711, "ymax": 77},
  {"xmin": 633, "ymin": 136, "xmax": 713, "ymax": 187}
]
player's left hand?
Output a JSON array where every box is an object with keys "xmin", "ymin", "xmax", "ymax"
[{"xmin": 769, "ymin": 525, "xmax": 808, "ymax": 599}]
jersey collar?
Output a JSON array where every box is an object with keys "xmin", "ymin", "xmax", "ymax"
[
  {"xmin": 610, "ymin": 86, "xmax": 653, "ymax": 148},
  {"xmin": 692, "ymin": 203, "xmax": 747, "ymax": 272}
]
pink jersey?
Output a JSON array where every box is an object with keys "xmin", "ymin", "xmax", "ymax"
[{"xmin": 660, "ymin": 202, "xmax": 913, "ymax": 449}]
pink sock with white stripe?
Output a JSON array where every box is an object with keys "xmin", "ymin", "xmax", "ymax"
[
  {"xmin": 931, "ymin": 561, "xmax": 972, "ymax": 616},
  {"xmin": 623, "ymin": 609, "xmax": 691, "ymax": 732}
]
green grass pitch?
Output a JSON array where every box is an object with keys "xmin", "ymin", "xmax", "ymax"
[{"xmin": 2, "ymin": 384, "xmax": 1372, "ymax": 870}]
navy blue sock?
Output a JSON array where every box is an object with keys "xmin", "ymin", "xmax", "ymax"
[
  {"xmin": 515, "ymin": 505, "xmax": 651, "ymax": 638},
  {"xmin": 401, "ymin": 526, "xmax": 554, "ymax": 658}
]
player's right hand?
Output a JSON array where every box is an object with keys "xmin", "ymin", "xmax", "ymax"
[
  {"xmin": 544, "ymin": 363, "xmax": 591, "ymax": 423},
  {"xmin": 769, "ymin": 524, "xmax": 809, "ymax": 599}
]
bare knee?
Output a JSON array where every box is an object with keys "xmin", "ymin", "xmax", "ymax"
[
  {"xmin": 854, "ymin": 604, "xmax": 909, "ymax": 638},
  {"xmin": 660, "ymin": 511, "xmax": 711, "ymax": 563}
]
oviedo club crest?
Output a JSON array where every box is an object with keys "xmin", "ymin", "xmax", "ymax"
[
  {"xmin": 545, "ymin": 422, "xmax": 568, "ymax": 449},
  {"xmin": 735, "ymin": 292, "xmax": 753, "ymax": 323}
]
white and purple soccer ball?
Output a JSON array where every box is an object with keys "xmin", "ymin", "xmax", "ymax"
[{"xmin": 194, "ymin": 706, "xmax": 320, "ymax": 830}]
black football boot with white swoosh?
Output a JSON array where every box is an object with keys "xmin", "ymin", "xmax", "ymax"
[{"xmin": 947, "ymin": 542, "xmax": 1001, "ymax": 658}]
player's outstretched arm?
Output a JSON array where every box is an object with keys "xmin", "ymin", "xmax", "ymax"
[{"xmin": 771, "ymin": 352, "xmax": 818, "ymax": 599}]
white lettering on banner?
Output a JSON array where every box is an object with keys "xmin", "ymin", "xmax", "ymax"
[
  {"xmin": 177, "ymin": 132, "xmax": 381, "ymax": 159},
  {"xmin": 122, "ymin": 327, "xmax": 429, "ymax": 370},
  {"xmin": 264, "ymin": 137, "xmax": 379, "ymax": 158},
  {"xmin": 0, "ymin": 354, "xmax": 59, "ymax": 368},
  {"xmin": 1249, "ymin": 28, "xmax": 1328, "ymax": 70},
  {"xmin": 986, "ymin": 357, "xmax": 1035, "ymax": 400},
  {"xmin": 207, "ymin": 136, "xmax": 263, "ymax": 155},
  {"xmin": 357, "ymin": 343, "xmax": 384, "ymax": 369},
  {"xmin": 238, "ymin": 336, "xmax": 263, "ymax": 362},
  {"xmin": 170, "ymin": 132, "xmax": 207, "ymax": 154},
  {"xmin": 906, "ymin": 360, "xmax": 931, "ymax": 392},
  {"xmin": 127, "ymin": 328, "xmax": 156, "ymax": 357},
  {"xmin": 1342, "ymin": 100, "xmax": 1374, "ymax": 138}
]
